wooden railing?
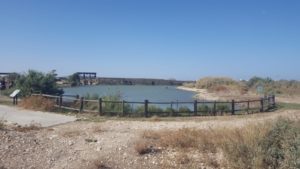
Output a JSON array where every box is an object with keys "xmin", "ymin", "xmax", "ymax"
[{"xmin": 30, "ymin": 94, "xmax": 276, "ymax": 117}]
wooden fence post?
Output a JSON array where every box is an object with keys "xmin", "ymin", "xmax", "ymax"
[
  {"xmin": 273, "ymin": 95, "xmax": 276, "ymax": 107},
  {"xmin": 231, "ymin": 100, "xmax": 235, "ymax": 115},
  {"xmin": 260, "ymin": 98, "xmax": 264, "ymax": 112},
  {"xmin": 56, "ymin": 97, "xmax": 59, "ymax": 105},
  {"xmin": 213, "ymin": 101, "xmax": 217, "ymax": 116},
  {"xmin": 170, "ymin": 102, "xmax": 174, "ymax": 116},
  {"xmin": 12, "ymin": 96, "xmax": 17, "ymax": 105},
  {"xmin": 80, "ymin": 97, "xmax": 84, "ymax": 112},
  {"xmin": 59, "ymin": 95, "xmax": 63, "ymax": 108},
  {"xmin": 194, "ymin": 100, "xmax": 197, "ymax": 116},
  {"xmin": 247, "ymin": 100, "xmax": 250, "ymax": 114},
  {"xmin": 267, "ymin": 96, "xmax": 271, "ymax": 110},
  {"xmin": 15, "ymin": 95, "xmax": 18, "ymax": 105},
  {"xmin": 122, "ymin": 100, "xmax": 125, "ymax": 116},
  {"xmin": 98, "ymin": 98, "xmax": 102, "ymax": 115},
  {"xmin": 144, "ymin": 100, "xmax": 149, "ymax": 117}
]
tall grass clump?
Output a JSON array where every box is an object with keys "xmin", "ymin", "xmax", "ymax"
[
  {"xmin": 83, "ymin": 93, "xmax": 100, "ymax": 111},
  {"xmin": 195, "ymin": 77, "xmax": 243, "ymax": 94},
  {"xmin": 20, "ymin": 95, "xmax": 56, "ymax": 112},
  {"xmin": 135, "ymin": 117, "xmax": 300, "ymax": 169}
]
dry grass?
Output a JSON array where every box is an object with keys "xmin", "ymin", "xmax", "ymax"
[
  {"xmin": 149, "ymin": 115, "xmax": 161, "ymax": 122},
  {"xmin": 20, "ymin": 96, "xmax": 56, "ymax": 112},
  {"xmin": 60, "ymin": 130, "xmax": 81, "ymax": 138},
  {"xmin": 134, "ymin": 139, "xmax": 161, "ymax": 155},
  {"xmin": 92, "ymin": 125, "xmax": 104, "ymax": 133},
  {"xmin": 13, "ymin": 123, "xmax": 42, "ymax": 132},
  {"xmin": 91, "ymin": 160, "xmax": 112, "ymax": 169},
  {"xmin": 135, "ymin": 117, "xmax": 300, "ymax": 169},
  {"xmin": 0, "ymin": 118, "xmax": 5, "ymax": 130}
]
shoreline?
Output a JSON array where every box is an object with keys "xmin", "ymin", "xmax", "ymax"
[{"xmin": 177, "ymin": 86, "xmax": 221, "ymax": 101}]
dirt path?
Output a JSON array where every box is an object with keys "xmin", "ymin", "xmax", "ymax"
[
  {"xmin": 0, "ymin": 105, "xmax": 76, "ymax": 127},
  {"xmin": 0, "ymin": 110, "xmax": 299, "ymax": 169}
]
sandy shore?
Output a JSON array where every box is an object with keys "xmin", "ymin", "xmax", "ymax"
[{"xmin": 177, "ymin": 86, "xmax": 220, "ymax": 101}]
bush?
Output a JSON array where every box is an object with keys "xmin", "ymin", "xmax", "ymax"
[
  {"xmin": 135, "ymin": 118, "xmax": 300, "ymax": 169},
  {"xmin": 216, "ymin": 103, "xmax": 230, "ymax": 113},
  {"xmin": 260, "ymin": 118, "xmax": 300, "ymax": 169},
  {"xmin": 20, "ymin": 96, "xmax": 56, "ymax": 112},
  {"xmin": 148, "ymin": 105, "xmax": 163, "ymax": 113},
  {"xmin": 195, "ymin": 77, "xmax": 239, "ymax": 89},
  {"xmin": 178, "ymin": 106, "xmax": 191, "ymax": 113},
  {"xmin": 198, "ymin": 105, "xmax": 211, "ymax": 114},
  {"xmin": 133, "ymin": 105, "xmax": 145, "ymax": 115},
  {"xmin": 103, "ymin": 94, "xmax": 122, "ymax": 112},
  {"xmin": 15, "ymin": 70, "xmax": 63, "ymax": 96},
  {"xmin": 68, "ymin": 73, "xmax": 81, "ymax": 87}
]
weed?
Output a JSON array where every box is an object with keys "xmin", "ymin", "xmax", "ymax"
[
  {"xmin": 14, "ymin": 123, "xmax": 41, "ymax": 132},
  {"xmin": 135, "ymin": 117, "xmax": 300, "ymax": 169},
  {"xmin": 0, "ymin": 118, "xmax": 5, "ymax": 130},
  {"xmin": 85, "ymin": 138, "xmax": 98, "ymax": 143},
  {"xmin": 20, "ymin": 95, "xmax": 56, "ymax": 112}
]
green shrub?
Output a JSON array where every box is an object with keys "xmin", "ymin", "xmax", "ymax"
[
  {"xmin": 15, "ymin": 70, "xmax": 63, "ymax": 96},
  {"xmin": 133, "ymin": 105, "xmax": 145, "ymax": 114},
  {"xmin": 148, "ymin": 105, "xmax": 163, "ymax": 113},
  {"xmin": 220, "ymin": 118, "xmax": 300, "ymax": 169},
  {"xmin": 103, "ymin": 94, "xmax": 123, "ymax": 112},
  {"xmin": 178, "ymin": 106, "xmax": 191, "ymax": 113},
  {"xmin": 260, "ymin": 118, "xmax": 300, "ymax": 169},
  {"xmin": 198, "ymin": 104, "xmax": 212, "ymax": 115},
  {"xmin": 165, "ymin": 107, "xmax": 175, "ymax": 113},
  {"xmin": 136, "ymin": 117, "xmax": 300, "ymax": 169},
  {"xmin": 216, "ymin": 103, "xmax": 230, "ymax": 113},
  {"xmin": 85, "ymin": 93, "xmax": 99, "ymax": 100},
  {"xmin": 68, "ymin": 73, "xmax": 81, "ymax": 87}
]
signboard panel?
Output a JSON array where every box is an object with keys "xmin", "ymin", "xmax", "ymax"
[{"xmin": 10, "ymin": 89, "xmax": 20, "ymax": 98}]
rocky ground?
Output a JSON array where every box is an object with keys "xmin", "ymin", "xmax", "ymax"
[{"xmin": 0, "ymin": 110, "xmax": 299, "ymax": 169}]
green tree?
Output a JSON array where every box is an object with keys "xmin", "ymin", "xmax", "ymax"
[
  {"xmin": 68, "ymin": 73, "xmax": 81, "ymax": 87},
  {"xmin": 16, "ymin": 70, "xmax": 63, "ymax": 96}
]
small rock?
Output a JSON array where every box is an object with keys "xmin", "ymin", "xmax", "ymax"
[
  {"xmin": 96, "ymin": 147, "xmax": 102, "ymax": 151},
  {"xmin": 68, "ymin": 141, "xmax": 74, "ymax": 146}
]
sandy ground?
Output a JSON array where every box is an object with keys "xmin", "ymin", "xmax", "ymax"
[
  {"xmin": 177, "ymin": 86, "xmax": 259, "ymax": 101},
  {"xmin": 177, "ymin": 86, "xmax": 221, "ymax": 100},
  {"xmin": 0, "ymin": 105, "xmax": 76, "ymax": 127},
  {"xmin": 0, "ymin": 110, "xmax": 299, "ymax": 169}
]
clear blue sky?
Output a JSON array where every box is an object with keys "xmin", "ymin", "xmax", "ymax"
[{"xmin": 0, "ymin": 0, "xmax": 299, "ymax": 80}]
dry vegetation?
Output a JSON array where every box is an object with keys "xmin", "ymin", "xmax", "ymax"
[
  {"xmin": 135, "ymin": 117, "xmax": 300, "ymax": 169},
  {"xmin": 184, "ymin": 77, "xmax": 300, "ymax": 98},
  {"xmin": 194, "ymin": 77, "xmax": 247, "ymax": 95},
  {"xmin": 0, "ymin": 118, "xmax": 5, "ymax": 130},
  {"xmin": 13, "ymin": 123, "xmax": 42, "ymax": 132},
  {"xmin": 19, "ymin": 95, "xmax": 56, "ymax": 112},
  {"xmin": 0, "ymin": 108, "xmax": 299, "ymax": 169}
]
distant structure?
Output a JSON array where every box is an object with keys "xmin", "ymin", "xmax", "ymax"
[
  {"xmin": 96, "ymin": 77, "xmax": 194, "ymax": 86},
  {"xmin": 76, "ymin": 72, "xmax": 97, "ymax": 85},
  {"xmin": 0, "ymin": 72, "xmax": 15, "ymax": 90}
]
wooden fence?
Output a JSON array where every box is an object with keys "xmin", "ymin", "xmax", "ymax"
[{"xmin": 30, "ymin": 94, "xmax": 276, "ymax": 117}]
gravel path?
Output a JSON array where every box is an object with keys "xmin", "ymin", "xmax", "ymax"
[{"xmin": 0, "ymin": 105, "xmax": 76, "ymax": 127}]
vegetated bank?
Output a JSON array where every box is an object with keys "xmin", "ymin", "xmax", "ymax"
[{"xmin": 181, "ymin": 76, "xmax": 300, "ymax": 102}]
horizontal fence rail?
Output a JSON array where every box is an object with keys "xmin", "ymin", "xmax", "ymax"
[{"xmin": 27, "ymin": 93, "xmax": 277, "ymax": 117}]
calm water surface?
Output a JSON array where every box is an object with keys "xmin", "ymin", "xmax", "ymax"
[{"xmin": 63, "ymin": 85, "xmax": 196, "ymax": 102}]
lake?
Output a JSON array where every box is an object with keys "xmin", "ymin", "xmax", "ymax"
[{"xmin": 63, "ymin": 85, "xmax": 196, "ymax": 102}]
